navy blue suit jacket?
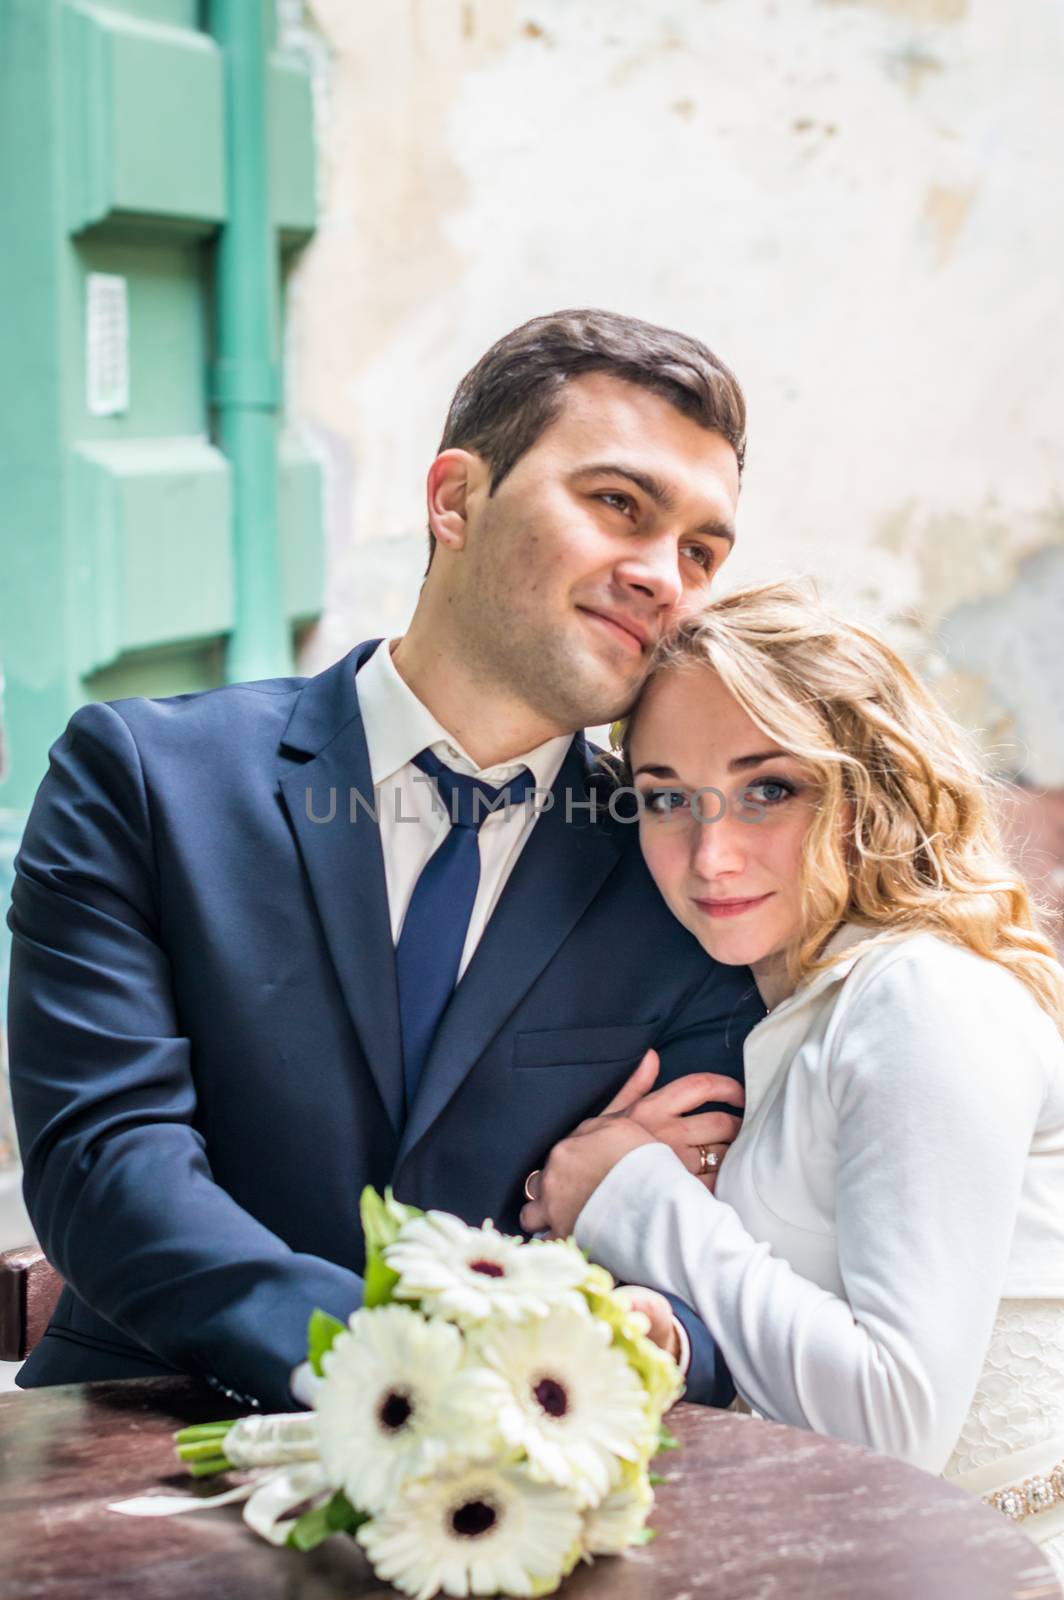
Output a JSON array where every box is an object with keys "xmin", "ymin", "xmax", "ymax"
[{"xmin": 7, "ymin": 640, "xmax": 763, "ymax": 1410}]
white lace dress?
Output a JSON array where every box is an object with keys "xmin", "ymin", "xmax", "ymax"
[{"xmin": 944, "ymin": 1300, "xmax": 1064, "ymax": 1582}]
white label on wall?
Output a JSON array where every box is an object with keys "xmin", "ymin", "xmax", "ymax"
[{"xmin": 86, "ymin": 273, "xmax": 130, "ymax": 417}]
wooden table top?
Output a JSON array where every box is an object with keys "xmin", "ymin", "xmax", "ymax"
[{"xmin": 0, "ymin": 1377, "xmax": 1056, "ymax": 1599}]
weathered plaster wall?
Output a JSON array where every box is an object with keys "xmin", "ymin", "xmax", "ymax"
[{"xmin": 283, "ymin": 0, "xmax": 1063, "ymax": 807}]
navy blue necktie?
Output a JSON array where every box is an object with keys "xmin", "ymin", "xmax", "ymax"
[{"xmin": 396, "ymin": 748, "xmax": 536, "ymax": 1108}]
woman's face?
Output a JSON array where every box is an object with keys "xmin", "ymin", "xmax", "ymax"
[{"xmin": 628, "ymin": 666, "xmax": 820, "ymax": 999}]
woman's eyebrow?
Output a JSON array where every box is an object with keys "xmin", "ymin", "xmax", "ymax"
[
  {"xmin": 634, "ymin": 753, "xmax": 786, "ymax": 779},
  {"xmin": 728, "ymin": 751, "xmax": 787, "ymax": 772}
]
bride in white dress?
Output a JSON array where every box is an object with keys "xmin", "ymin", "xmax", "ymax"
[{"xmin": 521, "ymin": 581, "xmax": 1064, "ymax": 1582}]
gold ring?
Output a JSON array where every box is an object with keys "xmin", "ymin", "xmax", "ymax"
[
  {"xmin": 524, "ymin": 1169, "xmax": 543, "ymax": 1202},
  {"xmin": 697, "ymin": 1146, "xmax": 720, "ymax": 1176}
]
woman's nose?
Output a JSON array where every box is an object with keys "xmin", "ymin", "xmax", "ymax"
[{"xmin": 689, "ymin": 799, "xmax": 746, "ymax": 878}]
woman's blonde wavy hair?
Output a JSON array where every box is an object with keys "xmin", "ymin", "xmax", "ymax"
[{"xmin": 619, "ymin": 579, "xmax": 1064, "ymax": 1031}]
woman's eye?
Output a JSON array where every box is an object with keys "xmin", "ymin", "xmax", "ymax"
[
  {"xmin": 744, "ymin": 778, "xmax": 795, "ymax": 807},
  {"xmin": 642, "ymin": 789, "xmax": 689, "ymax": 816}
]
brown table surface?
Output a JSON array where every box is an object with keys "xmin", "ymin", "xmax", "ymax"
[{"xmin": 0, "ymin": 1377, "xmax": 1057, "ymax": 1599}]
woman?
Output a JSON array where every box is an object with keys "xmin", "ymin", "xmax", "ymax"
[{"xmin": 521, "ymin": 580, "xmax": 1064, "ymax": 1578}]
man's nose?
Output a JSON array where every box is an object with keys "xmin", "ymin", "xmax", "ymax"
[
  {"xmin": 614, "ymin": 536, "xmax": 684, "ymax": 611},
  {"xmin": 689, "ymin": 801, "xmax": 746, "ymax": 878}
]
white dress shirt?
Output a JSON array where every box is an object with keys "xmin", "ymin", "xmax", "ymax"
[
  {"xmin": 355, "ymin": 639, "xmax": 572, "ymax": 978},
  {"xmin": 575, "ymin": 924, "xmax": 1064, "ymax": 1472}
]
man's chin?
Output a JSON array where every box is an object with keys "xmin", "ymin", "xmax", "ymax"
[{"xmin": 563, "ymin": 658, "xmax": 648, "ymax": 729}]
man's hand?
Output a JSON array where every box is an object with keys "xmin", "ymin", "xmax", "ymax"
[
  {"xmin": 520, "ymin": 1113, "xmax": 656, "ymax": 1237},
  {"xmin": 520, "ymin": 1050, "xmax": 744, "ymax": 1235},
  {"xmin": 613, "ymin": 1285, "xmax": 683, "ymax": 1363}
]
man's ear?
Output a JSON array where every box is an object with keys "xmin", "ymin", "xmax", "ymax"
[{"xmin": 426, "ymin": 449, "xmax": 482, "ymax": 554}]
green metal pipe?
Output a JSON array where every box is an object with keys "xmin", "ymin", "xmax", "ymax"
[{"xmin": 209, "ymin": 0, "xmax": 292, "ymax": 684}]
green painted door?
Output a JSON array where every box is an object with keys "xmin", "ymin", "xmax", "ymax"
[{"xmin": 0, "ymin": 0, "xmax": 324, "ymax": 1158}]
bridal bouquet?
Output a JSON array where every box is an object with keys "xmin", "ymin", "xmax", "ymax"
[{"xmin": 152, "ymin": 1190, "xmax": 683, "ymax": 1599}]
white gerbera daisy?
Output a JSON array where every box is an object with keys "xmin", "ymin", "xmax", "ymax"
[
  {"xmin": 385, "ymin": 1212, "xmax": 588, "ymax": 1326},
  {"xmin": 357, "ymin": 1459, "xmax": 583, "ymax": 1600},
  {"xmin": 473, "ymin": 1309, "xmax": 650, "ymax": 1507},
  {"xmin": 581, "ymin": 1461, "xmax": 654, "ymax": 1555},
  {"xmin": 316, "ymin": 1304, "xmax": 494, "ymax": 1514}
]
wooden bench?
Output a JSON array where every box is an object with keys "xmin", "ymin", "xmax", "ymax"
[{"xmin": 0, "ymin": 1246, "xmax": 63, "ymax": 1361}]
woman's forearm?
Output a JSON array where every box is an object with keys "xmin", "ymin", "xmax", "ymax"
[{"xmin": 575, "ymin": 1142, "xmax": 991, "ymax": 1471}]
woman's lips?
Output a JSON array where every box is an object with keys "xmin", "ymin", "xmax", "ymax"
[
  {"xmin": 579, "ymin": 608, "xmax": 645, "ymax": 655},
  {"xmin": 693, "ymin": 892, "xmax": 775, "ymax": 920}
]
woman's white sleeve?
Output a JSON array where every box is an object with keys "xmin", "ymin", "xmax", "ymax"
[{"xmin": 575, "ymin": 951, "xmax": 1046, "ymax": 1469}]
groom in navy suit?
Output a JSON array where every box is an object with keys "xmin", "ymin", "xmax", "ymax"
[{"xmin": 8, "ymin": 309, "xmax": 762, "ymax": 1411}]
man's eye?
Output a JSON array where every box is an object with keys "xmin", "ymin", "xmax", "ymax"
[
  {"xmin": 682, "ymin": 543, "xmax": 715, "ymax": 573},
  {"xmin": 597, "ymin": 491, "xmax": 635, "ymax": 516},
  {"xmin": 643, "ymin": 789, "xmax": 689, "ymax": 816},
  {"xmin": 744, "ymin": 779, "xmax": 795, "ymax": 807}
]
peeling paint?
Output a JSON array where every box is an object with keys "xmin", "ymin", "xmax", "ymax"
[
  {"xmin": 882, "ymin": 40, "xmax": 945, "ymax": 95},
  {"xmin": 285, "ymin": 0, "xmax": 1064, "ymax": 803},
  {"xmin": 823, "ymin": 0, "xmax": 968, "ymax": 22},
  {"xmin": 921, "ymin": 181, "xmax": 978, "ymax": 266},
  {"xmin": 875, "ymin": 504, "xmax": 1064, "ymax": 622},
  {"xmin": 937, "ymin": 545, "xmax": 1064, "ymax": 787}
]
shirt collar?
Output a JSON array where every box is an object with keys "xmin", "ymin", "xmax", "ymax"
[
  {"xmin": 356, "ymin": 638, "xmax": 573, "ymax": 792},
  {"xmin": 751, "ymin": 921, "xmax": 888, "ymax": 1032}
]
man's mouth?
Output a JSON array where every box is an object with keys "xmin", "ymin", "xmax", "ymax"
[{"xmin": 577, "ymin": 607, "xmax": 650, "ymax": 656}]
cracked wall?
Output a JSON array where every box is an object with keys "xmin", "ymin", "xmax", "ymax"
[{"xmin": 284, "ymin": 0, "xmax": 1063, "ymax": 825}]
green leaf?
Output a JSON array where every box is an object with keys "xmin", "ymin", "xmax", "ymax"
[
  {"xmin": 307, "ymin": 1308, "xmax": 346, "ymax": 1376},
  {"xmin": 362, "ymin": 1253, "xmax": 401, "ymax": 1310},
  {"xmin": 326, "ymin": 1490, "xmax": 368, "ymax": 1534},
  {"xmin": 360, "ymin": 1187, "xmax": 421, "ymax": 1309},
  {"xmin": 656, "ymin": 1424, "xmax": 681, "ymax": 1453},
  {"xmin": 648, "ymin": 1471, "xmax": 666, "ymax": 1486},
  {"xmin": 286, "ymin": 1491, "xmax": 367, "ymax": 1551},
  {"xmin": 360, "ymin": 1186, "xmax": 422, "ymax": 1257},
  {"xmin": 630, "ymin": 1526, "xmax": 658, "ymax": 1545},
  {"xmin": 287, "ymin": 1501, "xmax": 332, "ymax": 1551}
]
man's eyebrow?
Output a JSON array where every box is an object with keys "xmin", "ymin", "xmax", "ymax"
[{"xmin": 571, "ymin": 462, "xmax": 735, "ymax": 547}]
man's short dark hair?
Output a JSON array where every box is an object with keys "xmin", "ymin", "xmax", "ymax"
[{"xmin": 428, "ymin": 307, "xmax": 746, "ymax": 568}]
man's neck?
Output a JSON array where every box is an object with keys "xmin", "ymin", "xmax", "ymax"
[{"xmin": 390, "ymin": 631, "xmax": 571, "ymax": 769}]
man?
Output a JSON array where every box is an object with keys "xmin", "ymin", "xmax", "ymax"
[{"xmin": 8, "ymin": 308, "xmax": 763, "ymax": 1410}]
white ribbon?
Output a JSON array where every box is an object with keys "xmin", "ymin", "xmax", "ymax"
[
  {"xmin": 110, "ymin": 1411, "xmax": 329, "ymax": 1539},
  {"xmin": 110, "ymin": 1459, "xmax": 333, "ymax": 1546},
  {"xmin": 109, "ymin": 1480, "xmax": 259, "ymax": 1518},
  {"xmin": 242, "ymin": 1462, "xmax": 333, "ymax": 1546}
]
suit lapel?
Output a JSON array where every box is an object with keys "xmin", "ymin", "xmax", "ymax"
[
  {"xmin": 396, "ymin": 737, "xmax": 622, "ymax": 1166},
  {"xmin": 277, "ymin": 641, "xmax": 405, "ymax": 1131}
]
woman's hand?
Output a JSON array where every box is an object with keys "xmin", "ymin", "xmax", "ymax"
[
  {"xmin": 521, "ymin": 1051, "xmax": 744, "ymax": 1235},
  {"xmin": 520, "ymin": 1050, "xmax": 744, "ymax": 1236},
  {"xmin": 614, "ymin": 1050, "xmax": 743, "ymax": 1188}
]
